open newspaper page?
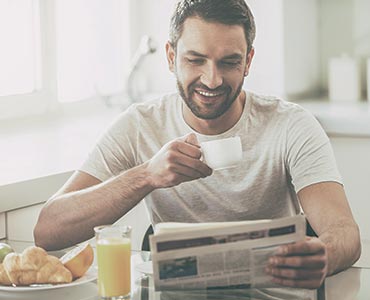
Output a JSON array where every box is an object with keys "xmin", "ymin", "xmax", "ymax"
[{"xmin": 149, "ymin": 215, "xmax": 306, "ymax": 291}]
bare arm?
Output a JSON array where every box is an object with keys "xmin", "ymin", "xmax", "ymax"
[
  {"xmin": 266, "ymin": 182, "xmax": 361, "ymax": 289},
  {"xmin": 34, "ymin": 133, "xmax": 212, "ymax": 250},
  {"xmin": 34, "ymin": 166, "xmax": 154, "ymax": 251},
  {"xmin": 299, "ymin": 182, "xmax": 361, "ymax": 275}
]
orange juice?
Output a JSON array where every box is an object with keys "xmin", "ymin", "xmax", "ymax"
[{"xmin": 97, "ymin": 237, "xmax": 131, "ymax": 298}]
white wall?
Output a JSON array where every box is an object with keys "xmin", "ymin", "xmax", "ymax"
[
  {"xmin": 319, "ymin": 0, "xmax": 355, "ymax": 93},
  {"xmin": 283, "ymin": 0, "xmax": 320, "ymax": 98},
  {"xmin": 353, "ymin": 0, "xmax": 370, "ymax": 96},
  {"xmin": 247, "ymin": 0, "xmax": 320, "ymax": 99},
  {"xmin": 129, "ymin": 0, "xmax": 176, "ymax": 95},
  {"xmin": 245, "ymin": 0, "xmax": 285, "ymax": 98},
  {"xmin": 319, "ymin": 0, "xmax": 370, "ymax": 97}
]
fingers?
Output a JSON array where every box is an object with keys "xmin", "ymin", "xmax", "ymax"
[
  {"xmin": 269, "ymin": 253, "xmax": 327, "ymax": 269},
  {"xmin": 167, "ymin": 163, "xmax": 206, "ymax": 181},
  {"xmin": 266, "ymin": 258, "xmax": 327, "ymax": 289},
  {"xmin": 276, "ymin": 238, "xmax": 325, "ymax": 256},
  {"xmin": 169, "ymin": 135, "xmax": 212, "ymax": 176},
  {"xmin": 147, "ymin": 134, "xmax": 213, "ymax": 188},
  {"xmin": 175, "ymin": 140, "xmax": 202, "ymax": 159},
  {"xmin": 183, "ymin": 133, "xmax": 199, "ymax": 146},
  {"xmin": 269, "ymin": 238, "xmax": 327, "ymax": 270},
  {"xmin": 166, "ymin": 147, "xmax": 212, "ymax": 177},
  {"xmin": 154, "ymin": 154, "xmax": 211, "ymax": 187},
  {"xmin": 266, "ymin": 238, "xmax": 328, "ymax": 289}
]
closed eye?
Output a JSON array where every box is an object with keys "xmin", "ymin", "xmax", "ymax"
[
  {"xmin": 221, "ymin": 60, "xmax": 241, "ymax": 67},
  {"xmin": 186, "ymin": 58, "xmax": 205, "ymax": 65}
]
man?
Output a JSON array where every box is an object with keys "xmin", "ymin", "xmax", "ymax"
[{"xmin": 34, "ymin": 0, "xmax": 360, "ymax": 289}]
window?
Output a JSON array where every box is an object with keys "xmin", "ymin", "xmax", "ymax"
[
  {"xmin": 56, "ymin": 0, "xmax": 130, "ymax": 102},
  {"xmin": 0, "ymin": 0, "xmax": 56, "ymax": 120},
  {"xmin": 0, "ymin": 0, "xmax": 40, "ymax": 97},
  {"xmin": 0, "ymin": 0, "xmax": 130, "ymax": 120}
]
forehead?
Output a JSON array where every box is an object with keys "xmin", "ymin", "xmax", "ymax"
[{"xmin": 177, "ymin": 17, "xmax": 248, "ymax": 57}]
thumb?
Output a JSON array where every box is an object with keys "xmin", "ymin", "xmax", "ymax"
[{"xmin": 184, "ymin": 133, "xmax": 200, "ymax": 147}]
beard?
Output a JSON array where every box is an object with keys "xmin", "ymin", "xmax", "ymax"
[{"xmin": 176, "ymin": 75, "xmax": 244, "ymax": 120}]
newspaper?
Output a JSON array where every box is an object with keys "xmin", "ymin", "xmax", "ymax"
[{"xmin": 149, "ymin": 215, "xmax": 306, "ymax": 291}]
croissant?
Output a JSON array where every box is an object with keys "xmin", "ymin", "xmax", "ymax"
[
  {"xmin": 2, "ymin": 246, "xmax": 72, "ymax": 286},
  {"xmin": 0, "ymin": 263, "xmax": 12, "ymax": 286}
]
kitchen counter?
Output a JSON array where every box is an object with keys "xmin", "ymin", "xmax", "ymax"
[
  {"xmin": 0, "ymin": 100, "xmax": 121, "ymax": 187},
  {"xmin": 297, "ymin": 99, "xmax": 370, "ymax": 137}
]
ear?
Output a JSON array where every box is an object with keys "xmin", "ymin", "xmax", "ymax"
[
  {"xmin": 244, "ymin": 47, "xmax": 255, "ymax": 77},
  {"xmin": 165, "ymin": 41, "xmax": 176, "ymax": 73}
]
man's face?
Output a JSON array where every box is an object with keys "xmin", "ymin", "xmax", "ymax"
[{"xmin": 166, "ymin": 17, "xmax": 254, "ymax": 120}]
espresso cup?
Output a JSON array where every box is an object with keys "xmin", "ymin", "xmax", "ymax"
[{"xmin": 200, "ymin": 136, "xmax": 242, "ymax": 170}]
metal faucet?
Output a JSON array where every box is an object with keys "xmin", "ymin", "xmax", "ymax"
[{"xmin": 127, "ymin": 35, "xmax": 157, "ymax": 103}]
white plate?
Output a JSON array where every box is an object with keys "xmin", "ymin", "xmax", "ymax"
[
  {"xmin": 135, "ymin": 261, "xmax": 153, "ymax": 275},
  {"xmin": 0, "ymin": 266, "xmax": 97, "ymax": 292}
]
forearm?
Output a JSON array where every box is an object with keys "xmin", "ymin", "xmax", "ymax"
[
  {"xmin": 319, "ymin": 218, "xmax": 361, "ymax": 276},
  {"xmin": 34, "ymin": 163, "xmax": 154, "ymax": 250}
]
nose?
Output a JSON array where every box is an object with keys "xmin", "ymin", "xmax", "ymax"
[{"xmin": 200, "ymin": 63, "xmax": 223, "ymax": 89}]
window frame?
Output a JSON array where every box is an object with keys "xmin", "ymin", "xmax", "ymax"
[{"xmin": 0, "ymin": 0, "xmax": 59, "ymax": 121}]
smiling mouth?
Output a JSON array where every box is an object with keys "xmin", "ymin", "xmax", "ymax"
[{"xmin": 195, "ymin": 90, "xmax": 225, "ymax": 98}]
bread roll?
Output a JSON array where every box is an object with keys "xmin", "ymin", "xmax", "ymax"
[
  {"xmin": 3, "ymin": 246, "xmax": 72, "ymax": 286},
  {"xmin": 0, "ymin": 263, "xmax": 12, "ymax": 286}
]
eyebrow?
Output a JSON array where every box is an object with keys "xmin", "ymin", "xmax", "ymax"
[
  {"xmin": 185, "ymin": 50, "xmax": 243, "ymax": 60},
  {"xmin": 222, "ymin": 54, "xmax": 243, "ymax": 60},
  {"xmin": 185, "ymin": 50, "xmax": 208, "ymax": 58}
]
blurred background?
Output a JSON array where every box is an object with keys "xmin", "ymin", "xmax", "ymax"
[{"xmin": 0, "ymin": 0, "xmax": 370, "ymax": 250}]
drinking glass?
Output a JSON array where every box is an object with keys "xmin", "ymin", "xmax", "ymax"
[{"xmin": 94, "ymin": 225, "xmax": 132, "ymax": 299}]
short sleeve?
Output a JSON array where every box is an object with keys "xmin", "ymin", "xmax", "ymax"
[
  {"xmin": 79, "ymin": 106, "xmax": 139, "ymax": 181},
  {"xmin": 285, "ymin": 107, "xmax": 342, "ymax": 193}
]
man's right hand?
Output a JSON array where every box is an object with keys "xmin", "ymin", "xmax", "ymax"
[{"xmin": 145, "ymin": 133, "xmax": 213, "ymax": 188}]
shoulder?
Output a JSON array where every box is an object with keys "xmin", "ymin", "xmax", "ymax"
[
  {"xmin": 108, "ymin": 93, "xmax": 179, "ymax": 128},
  {"xmin": 247, "ymin": 91, "xmax": 315, "ymax": 123},
  {"xmin": 248, "ymin": 91, "xmax": 306, "ymax": 114},
  {"xmin": 127, "ymin": 93, "xmax": 179, "ymax": 119}
]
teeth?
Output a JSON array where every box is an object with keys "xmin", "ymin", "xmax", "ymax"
[{"xmin": 197, "ymin": 90, "xmax": 222, "ymax": 97}]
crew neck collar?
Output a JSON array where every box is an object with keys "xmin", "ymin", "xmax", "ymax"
[{"xmin": 176, "ymin": 90, "xmax": 251, "ymax": 141}]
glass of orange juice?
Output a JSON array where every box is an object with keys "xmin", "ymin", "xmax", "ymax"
[{"xmin": 94, "ymin": 225, "xmax": 132, "ymax": 299}]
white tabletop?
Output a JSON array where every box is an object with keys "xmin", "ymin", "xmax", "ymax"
[{"xmin": 1, "ymin": 240, "xmax": 369, "ymax": 300}]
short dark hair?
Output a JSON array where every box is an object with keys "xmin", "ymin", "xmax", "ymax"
[{"xmin": 169, "ymin": 0, "xmax": 256, "ymax": 53}]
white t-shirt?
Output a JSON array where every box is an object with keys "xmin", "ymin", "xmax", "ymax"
[{"xmin": 80, "ymin": 91, "xmax": 342, "ymax": 225}]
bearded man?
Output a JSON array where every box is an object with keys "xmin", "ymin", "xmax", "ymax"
[{"xmin": 34, "ymin": 0, "xmax": 360, "ymax": 289}]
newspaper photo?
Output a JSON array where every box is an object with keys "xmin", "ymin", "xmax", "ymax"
[{"xmin": 149, "ymin": 215, "xmax": 306, "ymax": 291}]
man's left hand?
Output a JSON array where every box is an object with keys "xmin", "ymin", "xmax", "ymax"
[{"xmin": 265, "ymin": 237, "xmax": 328, "ymax": 289}]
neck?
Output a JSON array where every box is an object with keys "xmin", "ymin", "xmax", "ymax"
[{"xmin": 183, "ymin": 91, "xmax": 246, "ymax": 135}]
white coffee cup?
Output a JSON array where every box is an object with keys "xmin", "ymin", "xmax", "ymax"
[{"xmin": 200, "ymin": 136, "xmax": 242, "ymax": 170}]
